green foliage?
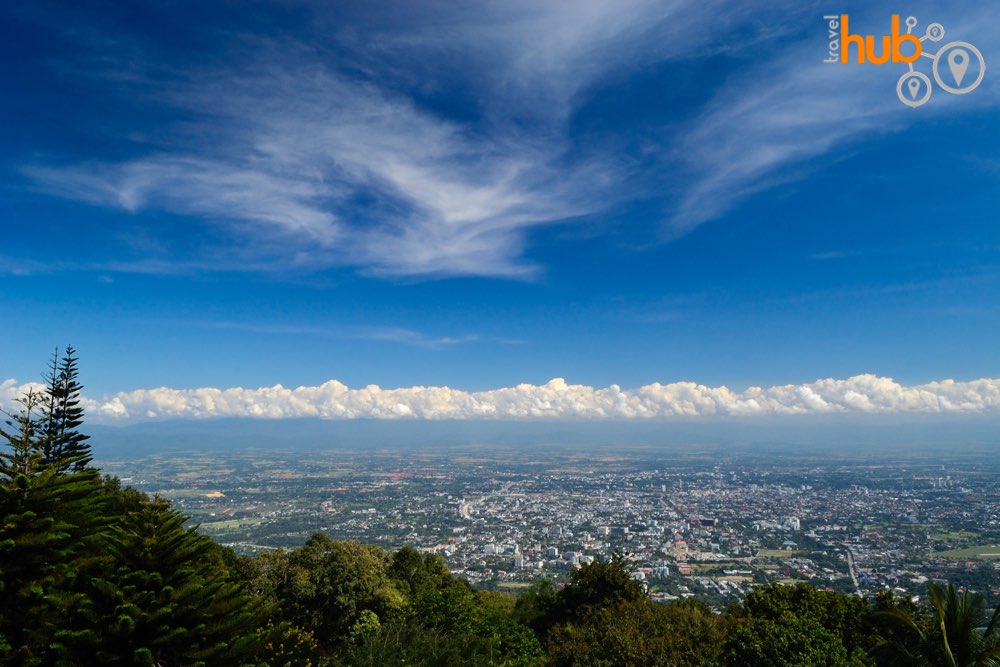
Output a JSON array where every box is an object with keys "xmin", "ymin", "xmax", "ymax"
[
  {"xmin": 389, "ymin": 547, "xmax": 479, "ymax": 635},
  {"xmin": 251, "ymin": 533, "xmax": 406, "ymax": 650},
  {"xmin": 726, "ymin": 610, "xmax": 871, "ymax": 667},
  {"xmin": 0, "ymin": 350, "xmax": 271, "ymax": 666},
  {"xmin": 475, "ymin": 591, "xmax": 546, "ymax": 666},
  {"xmin": 875, "ymin": 582, "xmax": 1000, "ymax": 666},
  {"xmin": 335, "ymin": 615, "xmax": 485, "ymax": 666},
  {"xmin": 255, "ymin": 619, "xmax": 320, "ymax": 667},
  {"xmin": 513, "ymin": 555, "xmax": 660, "ymax": 666},
  {"xmin": 557, "ymin": 553, "xmax": 646, "ymax": 623},
  {"xmin": 388, "ymin": 545, "xmax": 452, "ymax": 597},
  {"xmin": 337, "ymin": 611, "xmax": 544, "ymax": 667},
  {"xmin": 77, "ymin": 497, "xmax": 264, "ymax": 665},
  {"xmin": 867, "ymin": 591, "xmax": 931, "ymax": 666},
  {"xmin": 513, "ymin": 579, "xmax": 560, "ymax": 636},
  {"xmin": 0, "ymin": 389, "xmax": 110, "ymax": 664},
  {"xmin": 725, "ymin": 583, "xmax": 875, "ymax": 667},
  {"xmin": 323, "ymin": 547, "xmax": 543, "ymax": 666},
  {"xmin": 545, "ymin": 598, "xmax": 727, "ymax": 667},
  {"xmin": 41, "ymin": 345, "xmax": 91, "ymax": 471},
  {"xmin": 515, "ymin": 553, "xmax": 645, "ymax": 638}
]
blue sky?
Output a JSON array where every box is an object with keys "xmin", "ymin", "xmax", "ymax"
[{"xmin": 1, "ymin": 0, "xmax": 999, "ymax": 420}]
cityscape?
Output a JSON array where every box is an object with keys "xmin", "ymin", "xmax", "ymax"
[{"xmin": 100, "ymin": 441, "xmax": 1000, "ymax": 610}]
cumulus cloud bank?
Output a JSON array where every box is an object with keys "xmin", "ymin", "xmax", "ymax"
[{"xmin": 5, "ymin": 376, "xmax": 1000, "ymax": 424}]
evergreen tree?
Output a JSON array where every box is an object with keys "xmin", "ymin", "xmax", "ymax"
[
  {"xmin": 0, "ymin": 389, "xmax": 110, "ymax": 664},
  {"xmin": 0, "ymin": 388, "xmax": 45, "ymax": 477},
  {"xmin": 0, "ymin": 351, "xmax": 290, "ymax": 665},
  {"xmin": 78, "ymin": 498, "xmax": 264, "ymax": 666},
  {"xmin": 41, "ymin": 345, "xmax": 91, "ymax": 471}
]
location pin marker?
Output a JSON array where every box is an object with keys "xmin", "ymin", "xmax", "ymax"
[
  {"xmin": 907, "ymin": 78, "xmax": 921, "ymax": 100},
  {"xmin": 948, "ymin": 49, "xmax": 969, "ymax": 86}
]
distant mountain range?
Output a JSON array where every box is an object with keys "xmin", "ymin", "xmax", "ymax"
[{"xmin": 88, "ymin": 416, "xmax": 1000, "ymax": 457}]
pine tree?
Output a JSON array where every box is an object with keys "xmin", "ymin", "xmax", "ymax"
[
  {"xmin": 79, "ymin": 498, "xmax": 264, "ymax": 666},
  {"xmin": 41, "ymin": 345, "xmax": 92, "ymax": 471},
  {"xmin": 0, "ymin": 389, "xmax": 110, "ymax": 663}
]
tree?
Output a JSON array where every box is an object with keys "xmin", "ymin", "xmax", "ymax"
[
  {"xmin": 472, "ymin": 591, "xmax": 545, "ymax": 667},
  {"xmin": 545, "ymin": 598, "xmax": 726, "ymax": 667},
  {"xmin": 76, "ymin": 498, "xmax": 264, "ymax": 666},
  {"xmin": 866, "ymin": 591, "xmax": 929, "ymax": 666},
  {"xmin": 513, "ymin": 579, "xmax": 560, "ymax": 637},
  {"xmin": 876, "ymin": 582, "xmax": 1000, "ymax": 667},
  {"xmin": 388, "ymin": 546, "xmax": 453, "ymax": 598},
  {"xmin": 724, "ymin": 583, "xmax": 875, "ymax": 667},
  {"xmin": 0, "ymin": 389, "xmax": 110, "ymax": 663},
  {"xmin": 254, "ymin": 534, "xmax": 407, "ymax": 651},
  {"xmin": 725, "ymin": 610, "xmax": 872, "ymax": 667},
  {"xmin": 513, "ymin": 554, "xmax": 646, "ymax": 640},
  {"xmin": 389, "ymin": 548, "xmax": 479, "ymax": 637},
  {"xmin": 338, "ymin": 599, "xmax": 543, "ymax": 667},
  {"xmin": 254, "ymin": 619, "xmax": 321, "ymax": 667},
  {"xmin": 554, "ymin": 553, "xmax": 646, "ymax": 626},
  {"xmin": 1, "ymin": 350, "xmax": 291, "ymax": 665},
  {"xmin": 0, "ymin": 388, "xmax": 45, "ymax": 478},
  {"xmin": 41, "ymin": 345, "xmax": 91, "ymax": 471},
  {"xmin": 336, "ymin": 616, "xmax": 494, "ymax": 667}
]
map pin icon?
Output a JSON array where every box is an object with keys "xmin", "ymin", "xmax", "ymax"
[
  {"xmin": 907, "ymin": 77, "xmax": 921, "ymax": 100},
  {"xmin": 948, "ymin": 49, "xmax": 969, "ymax": 86}
]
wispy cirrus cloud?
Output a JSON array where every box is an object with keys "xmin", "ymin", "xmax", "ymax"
[
  {"xmin": 668, "ymin": 1, "xmax": 1000, "ymax": 233},
  {"xmin": 25, "ymin": 157, "xmax": 341, "ymax": 246},
  {"xmin": 17, "ymin": 0, "xmax": 799, "ymax": 279},
  {"xmin": 19, "ymin": 1, "xmax": 1000, "ymax": 278},
  {"xmin": 26, "ymin": 62, "xmax": 592, "ymax": 278},
  {"xmin": 180, "ymin": 320, "xmax": 479, "ymax": 349}
]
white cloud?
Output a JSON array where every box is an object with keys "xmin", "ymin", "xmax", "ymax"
[
  {"xmin": 18, "ymin": 1, "xmax": 807, "ymax": 278},
  {"xmin": 26, "ymin": 64, "xmax": 593, "ymax": 278},
  {"xmin": 26, "ymin": 157, "xmax": 341, "ymax": 245},
  {"xmin": 4, "ymin": 375, "xmax": 999, "ymax": 424},
  {"xmin": 20, "ymin": 2, "xmax": 1000, "ymax": 276},
  {"xmin": 0, "ymin": 379, "xmax": 46, "ymax": 413},
  {"xmin": 174, "ymin": 320, "xmax": 479, "ymax": 349}
]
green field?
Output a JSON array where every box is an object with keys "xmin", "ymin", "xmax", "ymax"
[
  {"xmin": 929, "ymin": 530, "xmax": 980, "ymax": 542},
  {"xmin": 198, "ymin": 517, "xmax": 268, "ymax": 531},
  {"xmin": 755, "ymin": 549, "xmax": 795, "ymax": 558},
  {"xmin": 690, "ymin": 563, "xmax": 719, "ymax": 572},
  {"xmin": 150, "ymin": 488, "xmax": 226, "ymax": 499},
  {"xmin": 934, "ymin": 545, "xmax": 1000, "ymax": 560}
]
